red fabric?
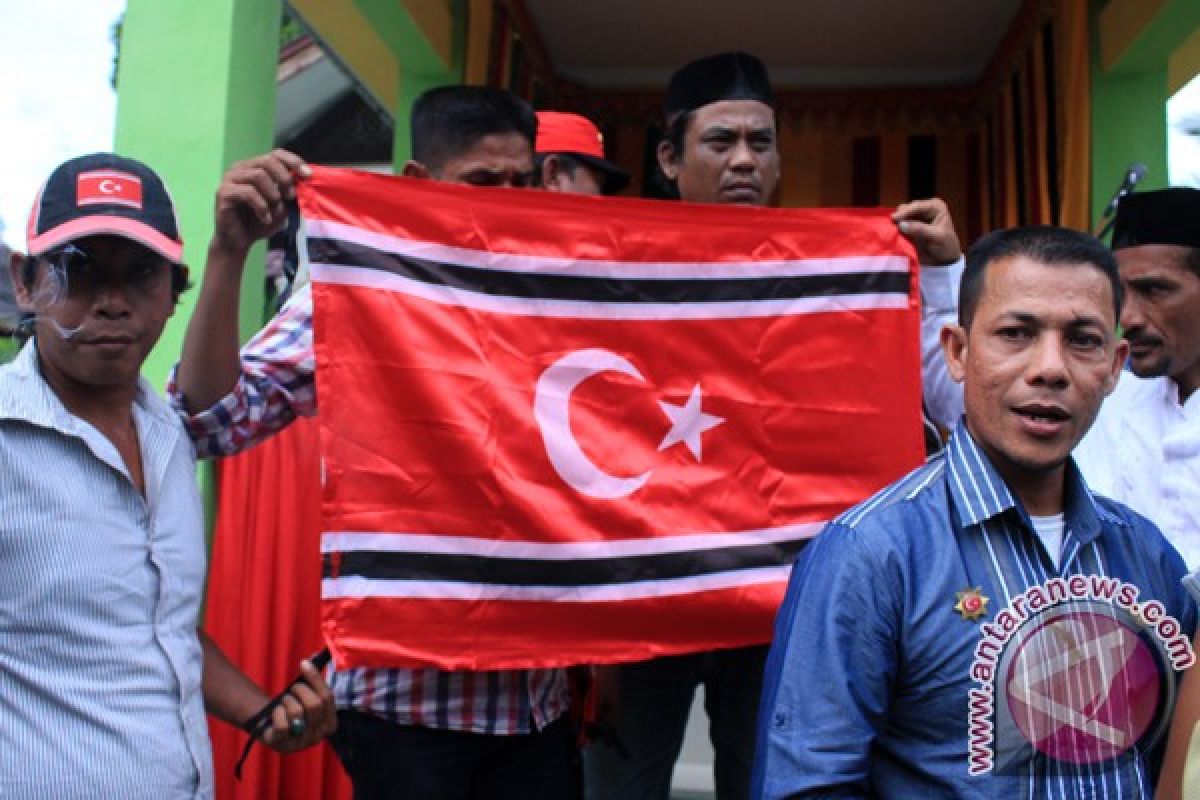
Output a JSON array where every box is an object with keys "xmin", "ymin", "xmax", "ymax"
[
  {"xmin": 77, "ymin": 169, "xmax": 143, "ymax": 208},
  {"xmin": 299, "ymin": 166, "xmax": 913, "ymax": 263},
  {"xmin": 301, "ymin": 167, "xmax": 925, "ymax": 671},
  {"xmin": 204, "ymin": 417, "xmax": 351, "ymax": 800}
]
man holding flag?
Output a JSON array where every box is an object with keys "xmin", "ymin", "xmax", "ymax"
[
  {"xmin": 583, "ymin": 51, "xmax": 966, "ymax": 800},
  {"xmin": 174, "ymin": 62, "xmax": 964, "ymax": 800},
  {"xmin": 172, "ymin": 88, "xmax": 580, "ymax": 799}
]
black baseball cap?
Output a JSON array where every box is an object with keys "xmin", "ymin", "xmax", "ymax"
[{"xmin": 26, "ymin": 153, "xmax": 184, "ymax": 263}]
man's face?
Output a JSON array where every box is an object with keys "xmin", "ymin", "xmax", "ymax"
[
  {"xmin": 11, "ymin": 235, "xmax": 175, "ymax": 396},
  {"xmin": 943, "ymin": 255, "xmax": 1127, "ymax": 491},
  {"xmin": 433, "ymin": 132, "xmax": 535, "ymax": 188},
  {"xmin": 541, "ymin": 154, "xmax": 604, "ymax": 196},
  {"xmin": 658, "ymin": 100, "xmax": 780, "ymax": 206},
  {"xmin": 1116, "ymin": 244, "xmax": 1200, "ymax": 397}
]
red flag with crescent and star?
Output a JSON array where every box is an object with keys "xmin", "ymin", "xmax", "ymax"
[
  {"xmin": 76, "ymin": 169, "xmax": 144, "ymax": 208},
  {"xmin": 300, "ymin": 166, "xmax": 924, "ymax": 670}
]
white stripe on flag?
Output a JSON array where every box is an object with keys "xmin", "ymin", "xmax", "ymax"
[
  {"xmin": 322, "ymin": 564, "xmax": 793, "ymax": 603},
  {"xmin": 306, "ymin": 218, "xmax": 911, "ymax": 280},
  {"xmin": 321, "ymin": 523, "xmax": 824, "ymax": 559},
  {"xmin": 310, "ymin": 262, "xmax": 909, "ymax": 320}
]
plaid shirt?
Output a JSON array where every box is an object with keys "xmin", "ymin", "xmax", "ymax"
[{"xmin": 168, "ymin": 285, "xmax": 569, "ymax": 735}]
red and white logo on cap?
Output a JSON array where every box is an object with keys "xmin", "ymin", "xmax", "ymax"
[{"xmin": 77, "ymin": 170, "xmax": 143, "ymax": 209}]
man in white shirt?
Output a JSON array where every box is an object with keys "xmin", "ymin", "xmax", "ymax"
[{"xmin": 1075, "ymin": 187, "xmax": 1200, "ymax": 567}]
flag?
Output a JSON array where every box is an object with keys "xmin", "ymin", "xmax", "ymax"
[
  {"xmin": 76, "ymin": 169, "xmax": 143, "ymax": 208},
  {"xmin": 299, "ymin": 166, "xmax": 924, "ymax": 671},
  {"xmin": 203, "ymin": 419, "xmax": 351, "ymax": 800}
]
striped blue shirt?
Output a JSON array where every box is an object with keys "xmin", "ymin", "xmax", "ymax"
[
  {"xmin": 755, "ymin": 421, "xmax": 1197, "ymax": 799},
  {"xmin": 0, "ymin": 342, "xmax": 213, "ymax": 799}
]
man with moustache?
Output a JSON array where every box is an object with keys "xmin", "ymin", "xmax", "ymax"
[
  {"xmin": 754, "ymin": 225, "xmax": 1195, "ymax": 798},
  {"xmin": 1075, "ymin": 188, "xmax": 1200, "ymax": 568},
  {"xmin": 585, "ymin": 51, "xmax": 966, "ymax": 800},
  {"xmin": 170, "ymin": 87, "xmax": 580, "ymax": 800},
  {"xmin": 0, "ymin": 154, "xmax": 334, "ymax": 800}
]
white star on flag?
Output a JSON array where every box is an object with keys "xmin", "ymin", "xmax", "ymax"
[{"xmin": 658, "ymin": 384, "xmax": 724, "ymax": 461}]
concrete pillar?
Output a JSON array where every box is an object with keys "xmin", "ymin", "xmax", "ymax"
[{"xmin": 115, "ymin": 0, "xmax": 282, "ymax": 387}]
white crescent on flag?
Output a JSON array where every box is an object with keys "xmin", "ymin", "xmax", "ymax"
[
  {"xmin": 532, "ymin": 348, "xmax": 727, "ymax": 499},
  {"xmin": 532, "ymin": 348, "xmax": 653, "ymax": 499},
  {"xmin": 302, "ymin": 165, "xmax": 925, "ymax": 670}
]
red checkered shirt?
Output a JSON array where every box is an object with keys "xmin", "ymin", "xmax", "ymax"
[{"xmin": 168, "ymin": 285, "xmax": 569, "ymax": 735}]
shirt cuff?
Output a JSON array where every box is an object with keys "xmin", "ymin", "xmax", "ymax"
[
  {"xmin": 166, "ymin": 367, "xmax": 245, "ymax": 458},
  {"xmin": 919, "ymin": 257, "xmax": 964, "ymax": 312}
]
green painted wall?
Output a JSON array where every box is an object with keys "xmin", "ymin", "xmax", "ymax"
[
  {"xmin": 0, "ymin": 335, "xmax": 18, "ymax": 365},
  {"xmin": 1090, "ymin": 0, "xmax": 1200, "ymax": 229},
  {"xmin": 353, "ymin": 0, "xmax": 468, "ymax": 168},
  {"xmin": 115, "ymin": 0, "xmax": 281, "ymax": 528},
  {"xmin": 1110, "ymin": 0, "xmax": 1200, "ymax": 74},
  {"xmin": 1089, "ymin": 66, "xmax": 1169, "ymax": 229},
  {"xmin": 115, "ymin": 0, "xmax": 282, "ymax": 389}
]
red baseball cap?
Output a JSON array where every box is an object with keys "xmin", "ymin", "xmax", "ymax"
[
  {"xmin": 26, "ymin": 153, "xmax": 184, "ymax": 263},
  {"xmin": 535, "ymin": 112, "xmax": 630, "ymax": 194}
]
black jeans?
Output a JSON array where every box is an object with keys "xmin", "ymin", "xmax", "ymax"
[
  {"xmin": 330, "ymin": 710, "xmax": 581, "ymax": 800},
  {"xmin": 583, "ymin": 645, "xmax": 767, "ymax": 800}
]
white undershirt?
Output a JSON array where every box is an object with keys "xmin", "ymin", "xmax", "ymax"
[{"xmin": 1030, "ymin": 513, "xmax": 1066, "ymax": 570}]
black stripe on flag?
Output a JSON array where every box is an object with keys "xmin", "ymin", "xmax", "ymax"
[
  {"xmin": 308, "ymin": 238, "xmax": 909, "ymax": 304},
  {"xmin": 323, "ymin": 538, "xmax": 809, "ymax": 586}
]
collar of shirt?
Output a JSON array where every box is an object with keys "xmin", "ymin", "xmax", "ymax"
[
  {"xmin": 0, "ymin": 339, "xmax": 176, "ymax": 436},
  {"xmin": 0, "ymin": 340, "xmax": 186, "ymax": 497},
  {"xmin": 1160, "ymin": 374, "xmax": 1200, "ymax": 422},
  {"xmin": 944, "ymin": 418, "xmax": 1118, "ymax": 549}
]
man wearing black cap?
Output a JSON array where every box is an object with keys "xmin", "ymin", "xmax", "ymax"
[
  {"xmin": 584, "ymin": 51, "xmax": 966, "ymax": 800},
  {"xmin": 655, "ymin": 52, "xmax": 963, "ymax": 425},
  {"xmin": 1075, "ymin": 187, "xmax": 1200, "ymax": 568},
  {"xmin": 536, "ymin": 111, "xmax": 630, "ymax": 196},
  {"xmin": 0, "ymin": 153, "xmax": 334, "ymax": 798}
]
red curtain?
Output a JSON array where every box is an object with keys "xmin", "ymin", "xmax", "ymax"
[{"xmin": 203, "ymin": 416, "xmax": 352, "ymax": 800}]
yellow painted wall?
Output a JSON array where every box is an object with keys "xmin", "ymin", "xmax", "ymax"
[
  {"xmin": 1169, "ymin": 27, "xmax": 1200, "ymax": 94},
  {"xmin": 289, "ymin": 0, "xmax": 398, "ymax": 111},
  {"xmin": 464, "ymin": 0, "xmax": 494, "ymax": 84}
]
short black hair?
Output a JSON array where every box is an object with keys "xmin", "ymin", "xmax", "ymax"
[
  {"xmin": 410, "ymin": 86, "xmax": 536, "ymax": 174},
  {"xmin": 660, "ymin": 111, "xmax": 693, "ymax": 166},
  {"xmin": 959, "ymin": 226, "xmax": 1122, "ymax": 328},
  {"xmin": 650, "ymin": 112, "xmax": 693, "ymax": 200},
  {"xmin": 1181, "ymin": 247, "xmax": 1200, "ymax": 279}
]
